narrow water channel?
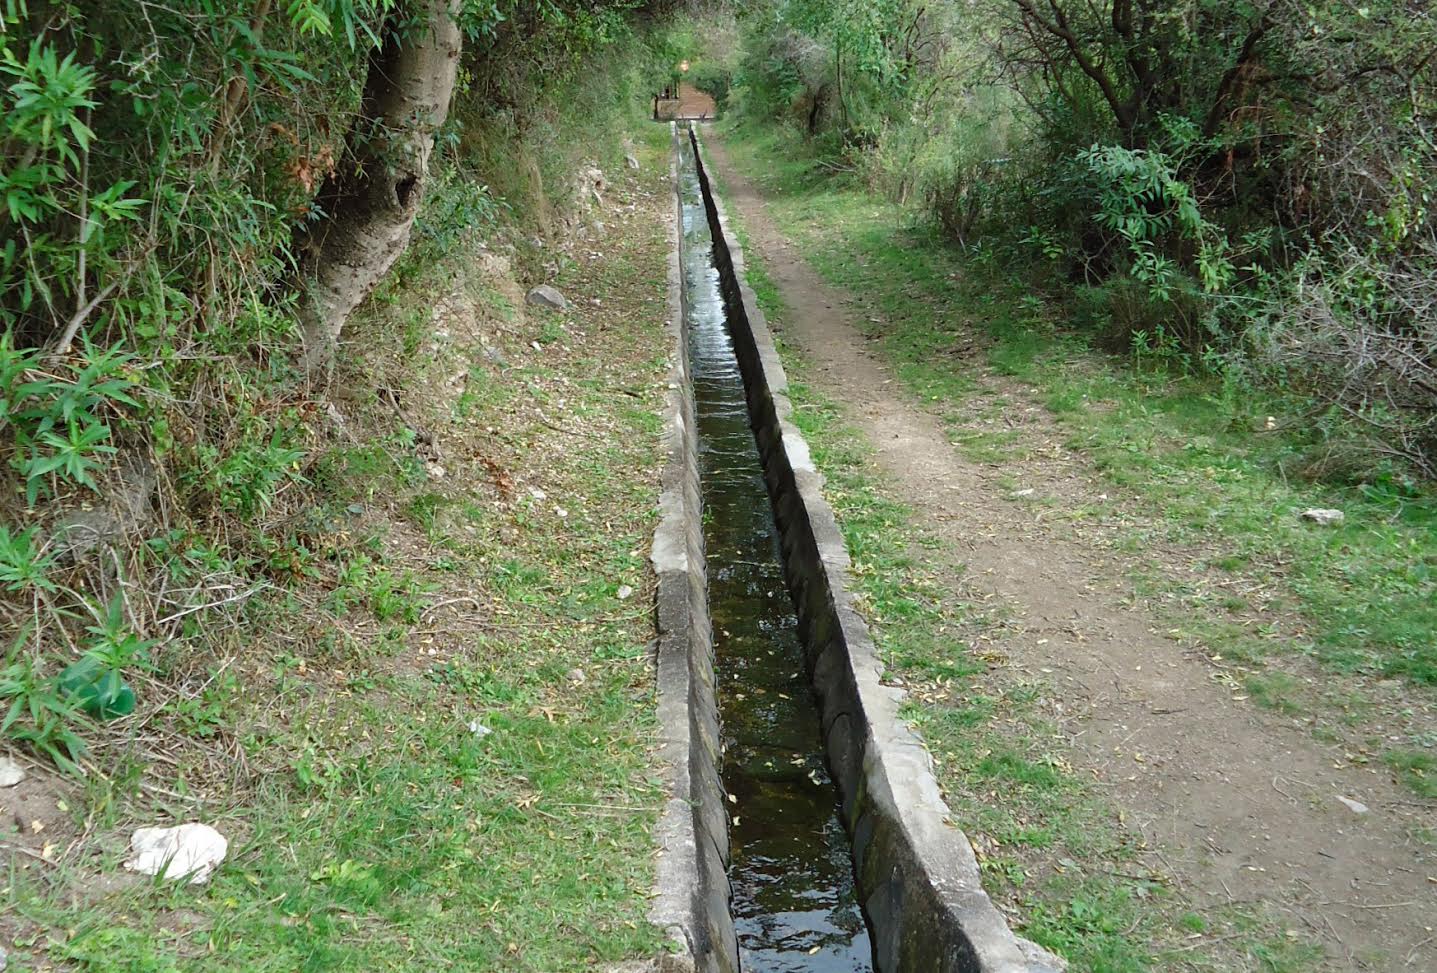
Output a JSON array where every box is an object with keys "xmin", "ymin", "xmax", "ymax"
[{"xmin": 678, "ymin": 131, "xmax": 874, "ymax": 973}]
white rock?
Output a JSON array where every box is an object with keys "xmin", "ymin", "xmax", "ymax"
[
  {"xmin": 1011, "ymin": 488, "xmax": 1036, "ymax": 498},
  {"xmin": 125, "ymin": 823, "xmax": 227, "ymax": 884},
  {"xmin": 1300, "ymin": 508, "xmax": 1345, "ymax": 526},
  {"xmin": 467, "ymin": 719, "xmax": 492, "ymax": 739},
  {"xmin": 616, "ymin": 584, "xmax": 634, "ymax": 601},
  {"xmin": 580, "ymin": 165, "xmax": 607, "ymax": 205},
  {"xmin": 1335, "ymin": 795, "xmax": 1369, "ymax": 815},
  {"xmin": 0, "ymin": 756, "xmax": 25, "ymax": 787}
]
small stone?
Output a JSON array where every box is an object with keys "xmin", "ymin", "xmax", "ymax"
[
  {"xmin": 554, "ymin": 507, "xmax": 568, "ymax": 519},
  {"xmin": 1300, "ymin": 508, "xmax": 1345, "ymax": 526},
  {"xmin": 1336, "ymin": 795, "xmax": 1369, "ymax": 815},
  {"xmin": 125, "ymin": 823, "xmax": 228, "ymax": 884},
  {"xmin": 528, "ymin": 487, "xmax": 547, "ymax": 501},
  {"xmin": 1011, "ymin": 488, "xmax": 1036, "ymax": 498},
  {"xmin": 0, "ymin": 756, "xmax": 25, "ymax": 787},
  {"xmin": 616, "ymin": 584, "xmax": 634, "ymax": 601},
  {"xmin": 525, "ymin": 284, "xmax": 568, "ymax": 311}
]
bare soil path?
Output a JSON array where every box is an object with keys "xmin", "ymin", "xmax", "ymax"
[{"xmin": 703, "ymin": 133, "xmax": 1436, "ymax": 972}]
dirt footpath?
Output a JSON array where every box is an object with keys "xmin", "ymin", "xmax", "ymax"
[{"xmin": 703, "ymin": 134, "xmax": 1436, "ymax": 972}]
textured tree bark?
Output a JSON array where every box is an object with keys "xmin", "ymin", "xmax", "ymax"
[{"xmin": 297, "ymin": 0, "xmax": 462, "ymax": 374}]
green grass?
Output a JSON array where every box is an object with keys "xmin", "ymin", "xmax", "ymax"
[
  {"xmin": 14, "ymin": 622, "xmax": 662, "ymax": 970},
  {"xmin": 2, "ymin": 128, "xmax": 675, "ymax": 972},
  {"xmin": 1384, "ymin": 749, "xmax": 1437, "ymax": 798}
]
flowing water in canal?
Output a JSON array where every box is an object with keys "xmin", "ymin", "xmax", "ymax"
[{"xmin": 678, "ymin": 133, "xmax": 874, "ymax": 973}]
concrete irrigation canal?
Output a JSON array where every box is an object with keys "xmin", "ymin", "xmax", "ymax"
[
  {"xmin": 679, "ymin": 128, "xmax": 873, "ymax": 972},
  {"xmin": 650, "ymin": 123, "xmax": 1066, "ymax": 973}
]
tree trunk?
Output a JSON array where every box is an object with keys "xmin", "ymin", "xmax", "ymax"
[{"xmin": 297, "ymin": 0, "xmax": 462, "ymax": 374}]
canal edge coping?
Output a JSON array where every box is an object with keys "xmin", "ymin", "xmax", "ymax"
[{"xmin": 648, "ymin": 121, "xmax": 740, "ymax": 973}]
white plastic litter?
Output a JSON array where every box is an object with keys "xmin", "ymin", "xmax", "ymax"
[
  {"xmin": 468, "ymin": 719, "xmax": 493, "ymax": 739},
  {"xmin": 125, "ymin": 823, "xmax": 228, "ymax": 884},
  {"xmin": 0, "ymin": 756, "xmax": 25, "ymax": 787}
]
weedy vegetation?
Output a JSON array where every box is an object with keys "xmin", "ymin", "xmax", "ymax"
[
  {"xmin": 707, "ymin": 31, "xmax": 1436, "ymax": 794},
  {"xmin": 2, "ymin": 1, "xmax": 700, "ymax": 968}
]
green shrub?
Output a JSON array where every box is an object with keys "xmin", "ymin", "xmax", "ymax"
[
  {"xmin": 0, "ymin": 0, "xmax": 689, "ymax": 774},
  {"xmin": 730, "ymin": 0, "xmax": 1437, "ymax": 476}
]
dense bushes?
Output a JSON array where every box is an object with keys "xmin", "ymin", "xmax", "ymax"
[
  {"xmin": 725, "ymin": 0, "xmax": 1437, "ymax": 477},
  {"xmin": 2, "ymin": 2, "xmax": 382, "ymax": 765},
  {"xmin": 0, "ymin": 0, "xmax": 682, "ymax": 768}
]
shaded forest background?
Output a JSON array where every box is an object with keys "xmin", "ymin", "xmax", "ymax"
[{"xmin": 702, "ymin": 0, "xmax": 1436, "ymax": 481}]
